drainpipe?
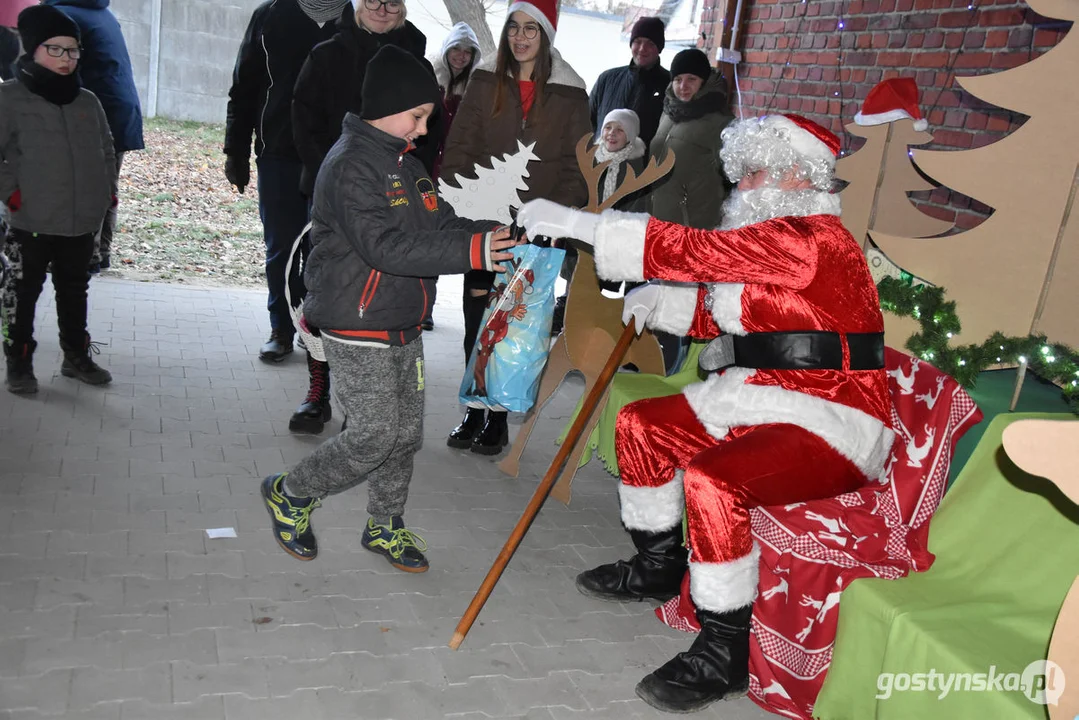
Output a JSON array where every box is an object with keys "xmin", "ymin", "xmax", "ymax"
[{"xmin": 147, "ymin": 0, "xmax": 162, "ymax": 117}]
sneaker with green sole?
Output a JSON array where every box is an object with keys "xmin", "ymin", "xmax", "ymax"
[
  {"xmin": 261, "ymin": 473, "xmax": 320, "ymax": 560},
  {"xmin": 361, "ymin": 517, "xmax": 429, "ymax": 573}
]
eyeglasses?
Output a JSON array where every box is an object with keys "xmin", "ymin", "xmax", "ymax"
[
  {"xmin": 363, "ymin": 0, "xmax": 403, "ymax": 14},
  {"xmin": 506, "ymin": 22, "xmax": 540, "ymax": 40},
  {"xmin": 42, "ymin": 44, "xmax": 82, "ymax": 59}
]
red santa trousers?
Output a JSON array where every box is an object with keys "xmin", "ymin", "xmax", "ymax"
[{"xmin": 615, "ymin": 392, "xmax": 865, "ymax": 613}]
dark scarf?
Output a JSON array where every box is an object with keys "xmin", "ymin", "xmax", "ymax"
[
  {"xmin": 16, "ymin": 55, "xmax": 81, "ymax": 106},
  {"xmin": 663, "ymin": 85, "xmax": 728, "ymax": 124}
]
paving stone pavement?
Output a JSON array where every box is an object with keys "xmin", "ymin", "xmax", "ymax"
[{"xmin": 0, "ymin": 276, "xmax": 777, "ymax": 720}]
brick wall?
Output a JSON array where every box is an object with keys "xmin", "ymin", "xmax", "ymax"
[{"xmin": 700, "ymin": 0, "xmax": 1069, "ymax": 230}]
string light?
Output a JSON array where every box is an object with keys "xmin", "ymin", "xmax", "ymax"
[{"xmin": 876, "ymin": 277, "xmax": 1079, "ymax": 410}]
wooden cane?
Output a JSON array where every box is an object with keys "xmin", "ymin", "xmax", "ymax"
[{"xmin": 449, "ymin": 319, "xmax": 639, "ymax": 650}]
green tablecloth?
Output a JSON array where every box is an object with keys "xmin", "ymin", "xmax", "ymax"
[{"xmin": 813, "ymin": 413, "xmax": 1079, "ymax": 720}]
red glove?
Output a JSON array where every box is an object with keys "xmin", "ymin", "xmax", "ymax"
[{"xmin": 6, "ymin": 190, "xmax": 20, "ymax": 212}]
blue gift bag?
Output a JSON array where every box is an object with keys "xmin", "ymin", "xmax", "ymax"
[{"xmin": 459, "ymin": 244, "xmax": 565, "ymax": 413}]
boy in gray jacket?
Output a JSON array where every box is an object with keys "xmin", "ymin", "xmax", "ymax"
[
  {"xmin": 261, "ymin": 46, "xmax": 518, "ymax": 572},
  {"xmin": 0, "ymin": 5, "xmax": 116, "ymax": 394}
]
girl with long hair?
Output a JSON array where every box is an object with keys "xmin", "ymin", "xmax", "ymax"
[{"xmin": 440, "ymin": 0, "xmax": 590, "ymax": 455}]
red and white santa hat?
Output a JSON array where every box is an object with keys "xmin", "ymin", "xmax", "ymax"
[
  {"xmin": 854, "ymin": 77, "xmax": 928, "ymax": 131},
  {"xmin": 507, "ymin": 0, "xmax": 558, "ymax": 42}
]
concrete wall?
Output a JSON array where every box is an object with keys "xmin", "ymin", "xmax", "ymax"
[{"xmin": 111, "ymin": 0, "xmax": 263, "ymax": 124}]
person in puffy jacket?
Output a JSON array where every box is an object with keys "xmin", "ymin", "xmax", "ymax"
[
  {"xmin": 224, "ymin": 0, "xmax": 344, "ymax": 365},
  {"xmin": 289, "ymin": 0, "xmax": 437, "ymax": 433},
  {"xmin": 428, "ymin": 21, "xmax": 480, "ymax": 181},
  {"xmin": 1, "ymin": 5, "xmax": 117, "ymax": 395},
  {"xmin": 260, "ymin": 46, "xmax": 519, "ymax": 572},
  {"xmin": 44, "ymin": 0, "xmax": 144, "ymax": 272}
]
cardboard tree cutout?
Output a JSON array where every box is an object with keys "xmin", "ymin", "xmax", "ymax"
[
  {"xmin": 1002, "ymin": 418, "xmax": 1079, "ymax": 720},
  {"xmin": 498, "ymin": 135, "xmax": 675, "ymax": 504},
  {"xmin": 871, "ymin": 0, "xmax": 1079, "ymax": 345},
  {"xmin": 439, "ymin": 141, "xmax": 541, "ymax": 224},
  {"xmin": 836, "ymin": 78, "xmax": 954, "ymax": 346}
]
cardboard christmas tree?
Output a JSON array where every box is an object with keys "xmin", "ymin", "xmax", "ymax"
[
  {"xmin": 870, "ymin": 0, "xmax": 1079, "ymax": 345},
  {"xmin": 438, "ymin": 141, "xmax": 540, "ymax": 224}
]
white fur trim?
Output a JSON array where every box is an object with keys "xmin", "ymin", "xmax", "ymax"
[
  {"xmin": 854, "ymin": 109, "xmax": 928, "ymax": 132},
  {"xmin": 594, "ymin": 210, "xmax": 649, "ymax": 282},
  {"xmin": 689, "ymin": 542, "xmax": 761, "ymax": 613},
  {"xmin": 507, "ymin": 1, "xmax": 556, "ymax": 44},
  {"xmin": 475, "ymin": 47, "xmax": 585, "ymax": 90},
  {"xmin": 707, "ymin": 283, "xmax": 745, "ymax": 335},
  {"xmin": 682, "ymin": 369, "xmax": 895, "ymax": 479},
  {"xmin": 817, "ymin": 191, "xmax": 842, "ymax": 217},
  {"xmin": 760, "ymin": 115, "xmax": 836, "ymax": 170},
  {"xmin": 648, "ymin": 283, "xmax": 699, "ymax": 336},
  {"xmin": 619, "ymin": 471, "xmax": 685, "ymax": 532}
]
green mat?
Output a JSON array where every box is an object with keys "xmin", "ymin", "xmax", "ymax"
[{"xmin": 813, "ymin": 413, "xmax": 1079, "ymax": 720}]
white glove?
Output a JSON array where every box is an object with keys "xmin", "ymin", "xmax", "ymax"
[
  {"xmin": 622, "ymin": 283, "xmax": 661, "ymax": 335},
  {"xmin": 517, "ymin": 199, "xmax": 599, "ymax": 245}
]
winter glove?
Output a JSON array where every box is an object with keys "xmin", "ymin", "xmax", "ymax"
[
  {"xmin": 622, "ymin": 282, "xmax": 661, "ymax": 335},
  {"xmin": 6, "ymin": 189, "xmax": 21, "ymax": 212},
  {"xmin": 517, "ymin": 199, "xmax": 599, "ymax": 245},
  {"xmin": 224, "ymin": 155, "xmax": 250, "ymax": 194}
]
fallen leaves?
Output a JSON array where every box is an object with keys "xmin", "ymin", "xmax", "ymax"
[{"xmin": 112, "ymin": 118, "xmax": 267, "ymax": 287}]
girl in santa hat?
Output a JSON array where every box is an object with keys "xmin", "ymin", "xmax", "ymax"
[{"xmin": 440, "ymin": 0, "xmax": 590, "ymax": 455}]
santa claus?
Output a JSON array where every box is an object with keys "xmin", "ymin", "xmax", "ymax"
[{"xmin": 517, "ymin": 114, "xmax": 894, "ymax": 714}]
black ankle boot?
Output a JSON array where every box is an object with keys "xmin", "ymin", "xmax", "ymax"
[
  {"xmin": 635, "ymin": 605, "xmax": 752, "ymax": 713},
  {"xmin": 5, "ymin": 341, "xmax": 38, "ymax": 395},
  {"xmin": 470, "ymin": 410, "xmax": 508, "ymax": 455},
  {"xmin": 289, "ymin": 355, "xmax": 331, "ymax": 434},
  {"xmin": 448, "ymin": 407, "xmax": 485, "ymax": 449},
  {"xmin": 60, "ymin": 334, "xmax": 111, "ymax": 386},
  {"xmin": 575, "ymin": 527, "xmax": 687, "ymax": 602}
]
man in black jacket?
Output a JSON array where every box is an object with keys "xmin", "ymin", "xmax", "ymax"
[
  {"xmin": 223, "ymin": 0, "xmax": 345, "ymax": 363},
  {"xmin": 588, "ymin": 16, "xmax": 670, "ymax": 151}
]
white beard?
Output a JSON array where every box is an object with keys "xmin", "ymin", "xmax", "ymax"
[{"xmin": 719, "ymin": 187, "xmax": 841, "ymax": 230}]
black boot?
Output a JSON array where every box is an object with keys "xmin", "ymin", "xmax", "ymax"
[
  {"xmin": 575, "ymin": 527, "xmax": 687, "ymax": 602},
  {"xmin": 470, "ymin": 410, "xmax": 508, "ymax": 455},
  {"xmin": 60, "ymin": 335, "xmax": 112, "ymax": 386},
  {"xmin": 5, "ymin": 341, "xmax": 38, "ymax": 395},
  {"xmin": 289, "ymin": 355, "xmax": 331, "ymax": 434},
  {"xmin": 635, "ymin": 605, "xmax": 752, "ymax": 713},
  {"xmin": 258, "ymin": 328, "xmax": 293, "ymax": 363},
  {"xmin": 447, "ymin": 407, "xmax": 485, "ymax": 449}
]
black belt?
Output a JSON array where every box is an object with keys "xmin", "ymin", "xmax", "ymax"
[{"xmin": 699, "ymin": 331, "xmax": 885, "ymax": 372}]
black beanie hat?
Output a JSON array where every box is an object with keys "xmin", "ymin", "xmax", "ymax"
[
  {"xmin": 670, "ymin": 48, "xmax": 712, "ymax": 83},
  {"xmin": 17, "ymin": 5, "xmax": 80, "ymax": 57},
  {"xmin": 361, "ymin": 45, "xmax": 440, "ymax": 121},
  {"xmin": 630, "ymin": 16, "xmax": 665, "ymax": 53}
]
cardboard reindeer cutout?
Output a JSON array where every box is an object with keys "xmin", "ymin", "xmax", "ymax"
[{"xmin": 498, "ymin": 135, "xmax": 675, "ymax": 503}]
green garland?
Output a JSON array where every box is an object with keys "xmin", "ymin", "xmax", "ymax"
[{"xmin": 876, "ymin": 276, "xmax": 1079, "ymax": 410}]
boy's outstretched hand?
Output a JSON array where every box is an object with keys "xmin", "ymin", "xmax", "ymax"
[{"xmin": 487, "ymin": 226, "xmax": 525, "ymax": 273}]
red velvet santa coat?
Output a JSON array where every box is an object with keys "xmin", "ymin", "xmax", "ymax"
[{"xmin": 593, "ymin": 208, "xmax": 895, "ymax": 483}]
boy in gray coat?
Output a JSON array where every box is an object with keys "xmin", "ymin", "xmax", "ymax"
[
  {"xmin": 0, "ymin": 5, "xmax": 116, "ymax": 394},
  {"xmin": 261, "ymin": 46, "xmax": 518, "ymax": 572}
]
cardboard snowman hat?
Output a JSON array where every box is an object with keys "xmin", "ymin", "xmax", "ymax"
[{"xmin": 854, "ymin": 77, "xmax": 928, "ymax": 132}]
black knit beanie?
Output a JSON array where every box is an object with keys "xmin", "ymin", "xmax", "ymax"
[
  {"xmin": 670, "ymin": 48, "xmax": 712, "ymax": 82},
  {"xmin": 629, "ymin": 16, "xmax": 665, "ymax": 53},
  {"xmin": 361, "ymin": 45, "xmax": 440, "ymax": 120},
  {"xmin": 17, "ymin": 5, "xmax": 80, "ymax": 58}
]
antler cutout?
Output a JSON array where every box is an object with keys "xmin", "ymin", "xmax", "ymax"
[{"xmin": 574, "ymin": 133, "xmax": 676, "ymax": 214}]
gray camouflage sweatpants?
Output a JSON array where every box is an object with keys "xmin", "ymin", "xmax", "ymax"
[{"xmin": 285, "ymin": 337, "xmax": 424, "ymax": 520}]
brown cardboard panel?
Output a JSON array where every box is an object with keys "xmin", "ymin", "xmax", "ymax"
[{"xmin": 871, "ymin": 1, "xmax": 1079, "ymax": 345}]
